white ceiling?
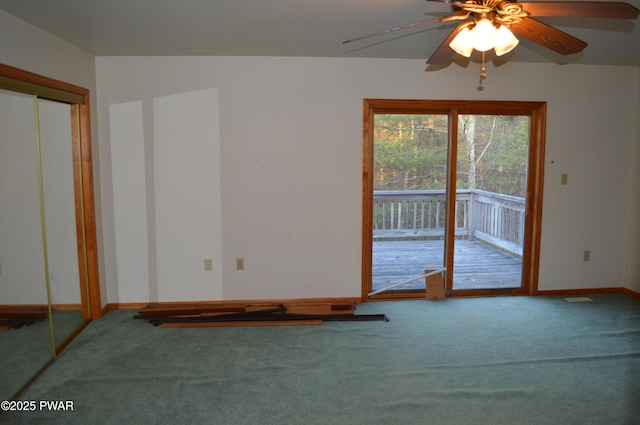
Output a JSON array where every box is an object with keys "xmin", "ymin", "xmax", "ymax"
[{"xmin": 1, "ymin": 0, "xmax": 639, "ymax": 66}]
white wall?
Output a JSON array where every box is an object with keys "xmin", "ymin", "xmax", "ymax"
[
  {"xmin": 108, "ymin": 90, "xmax": 223, "ymax": 303},
  {"xmin": 152, "ymin": 89, "xmax": 223, "ymax": 301},
  {"xmin": 0, "ymin": 10, "xmax": 96, "ymax": 92},
  {"xmin": 0, "ymin": 9, "xmax": 104, "ymax": 303},
  {"xmin": 95, "ymin": 56, "xmax": 639, "ymax": 303},
  {"xmin": 624, "ymin": 70, "xmax": 640, "ymax": 293}
]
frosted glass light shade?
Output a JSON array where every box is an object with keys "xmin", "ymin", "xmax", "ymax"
[
  {"xmin": 493, "ymin": 25, "xmax": 519, "ymax": 56},
  {"xmin": 449, "ymin": 27, "xmax": 474, "ymax": 57},
  {"xmin": 471, "ymin": 18, "xmax": 496, "ymax": 52}
]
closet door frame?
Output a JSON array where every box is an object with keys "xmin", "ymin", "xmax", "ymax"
[{"xmin": 0, "ymin": 63, "xmax": 102, "ymax": 319}]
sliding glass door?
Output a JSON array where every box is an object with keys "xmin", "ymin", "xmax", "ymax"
[
  {"xmin": 453, "ymin": 114, "xmax": 529, "ymax": 291},
  {"xmin": 370, "ymin": 113, "xmax": 449, "ymax": 297},
  {"xmin": 362, "ymin": 100, "xmax": 546, "ymax": 300}
]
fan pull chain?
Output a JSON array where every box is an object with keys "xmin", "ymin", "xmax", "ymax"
[{"xmin": 480, "ymin": 51, "xmax": 487, "ymax": 80}]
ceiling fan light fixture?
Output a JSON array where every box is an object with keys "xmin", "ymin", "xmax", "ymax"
[
  {"xmin": 449, "ymin": 19, "xmax": 520, "ymax": 59},
  {"xmin": 449, "ymin": 27, "xmax": 474, "ymax": 57},
  {"xmin": 493, "ymin": 25, "xmax": 519, "ymax": 56}
]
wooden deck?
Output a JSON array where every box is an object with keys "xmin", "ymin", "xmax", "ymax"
[{"xmin": 372, "ymin": 239, "xmax": 523, "ymax": 292}]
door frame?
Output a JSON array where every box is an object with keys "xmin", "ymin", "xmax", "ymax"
[
  {"xmin": 0, "ymin": 63, "xmax": 102, "ymax": 318},
  {"xmin": 362, "ymin": 99, "xmax": 546, "ymax": 301}
]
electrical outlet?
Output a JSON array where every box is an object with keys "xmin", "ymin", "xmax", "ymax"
[
  {"xmin": 583, "ymin": 250, "xmax": 590, "ymax": 261},
  {"xmin": 204, "ymin": 259, "xmax": 213, "ymax": 271},
  {"xmin": 236, "ymin": 258, "xmax": 244, "ymax": 271}
]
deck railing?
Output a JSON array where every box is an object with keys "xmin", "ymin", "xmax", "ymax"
[{"xmin": 373, "ymin": 189, "xmax": 525, "ymax": 256}]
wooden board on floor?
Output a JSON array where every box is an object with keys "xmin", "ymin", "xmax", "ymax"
[
  {"xmin": 139, "ymin": 301, "xmax": 354, "ymax": 317},
  {"xmin": 160, "ymin": 320, "xmax": 324, "ymax": 328},
  {"xmin": 137, "ymin": 304, "xmax": 245, "ymax": 317},
  {"xmin": 287, "ymin": 303, "xmax": 331, "ymax": 314},
  {"xmin": 136, "ymin": 300, "xmax": 357, "ymax": 328}
]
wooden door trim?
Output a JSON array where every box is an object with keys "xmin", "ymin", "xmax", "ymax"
[
  {"xmin": 361, "ymin": 101, "xmax": 374, "ymax": 301},
  {"xmin": 444, "ymin": 108, "xmax": 459, "ymax": 295}
]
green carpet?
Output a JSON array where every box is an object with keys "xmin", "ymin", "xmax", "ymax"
[
  {"xmin": 2, "ymin": 295, "xmax": 639, "ymax": 424},
  {"xmin": 0, "ymin": 318, "xmax": 52, "ymax": 401},
  {"xmin": 0, "ymin": 310, "xmax": 87, "ymax": 401}
]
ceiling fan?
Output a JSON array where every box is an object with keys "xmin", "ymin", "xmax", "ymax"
[{"xmin": 344, "ymin": 0, "xmax": 639, "ymax": 77}]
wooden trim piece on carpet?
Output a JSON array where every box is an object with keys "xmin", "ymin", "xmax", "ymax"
[
  {"xmin": 131, "ymin": 298, "xmax": 383, "ymax": 327},
  {"xmin": 162, "ymin": 320, "xmax": 324, "ymax": 328},
  {"xmin": 0, "ymin": 306, "xmax": 48, "ymax": 318},
  {"xmin": 0, "ymin": 305, "xmax": 48, "ymax": 329},
  {"xmin": 137, "ymin": 301, "xmax": 355, "ymax": 318},
  {"xmin": 105, "ymin": 297, "xmax": 360, "ymax": 313},
  {"xmin": 104, "ymin": 302, "xmax": 148, "ymax": 312}
]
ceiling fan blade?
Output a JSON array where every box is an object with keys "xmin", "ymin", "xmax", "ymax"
[
  {"xmin": 510, "ymin": 17, "xmax": 588, "ymax": 55},
  {"xmin": 425, "ymin": 0, "xmax": 465, "ymax": 3},
  {"xmin": 520, "ymin": 1, "xmax": 640, "ymax": 19},
  {"xmin": 343, "ymin": 17, "xmax": 444, "ymax": 44},
  {"xmin": 426, "ymin": 22, "xmax": 470, "ymax": 64}
]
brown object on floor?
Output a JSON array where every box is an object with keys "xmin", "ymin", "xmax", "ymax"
[
  {"xmin": 137, "ymin": 301, "xmax": 355, "ymax": 317},
  {"xmin": 0, "ymin": 305, "xmax": 49, "ymax": 329},
  {"xmin": 134, "ymin": 301, "xmax": 381, "ymax": 328},
  {"xmin": 161, "ymin": 320, "xmax": 324, "ymax": 328},
  {"xmin": 425, "ymin": 271, "xmax": 445, "ymax": 300}
]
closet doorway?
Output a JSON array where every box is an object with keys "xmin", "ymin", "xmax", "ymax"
[{"xmin": 0, "ymin": 63, "xmax": 100, "ymax": 400}]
